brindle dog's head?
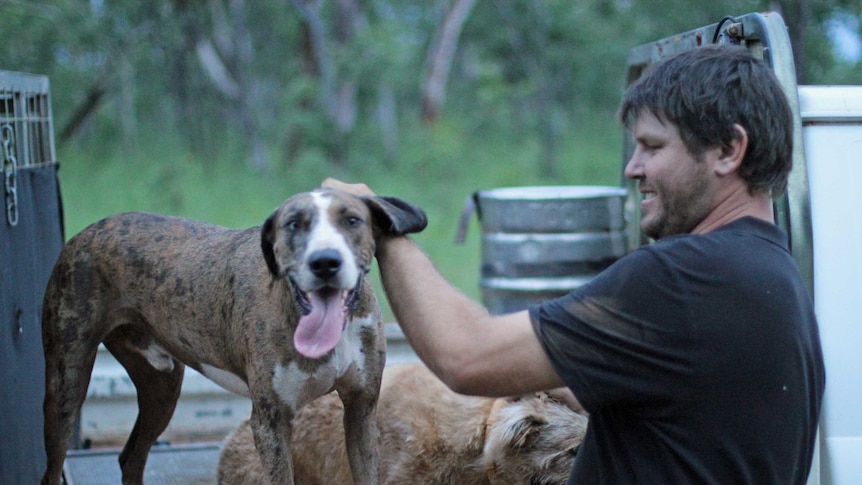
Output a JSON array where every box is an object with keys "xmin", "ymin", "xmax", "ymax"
[{"xmin": 260, "ymin": 188, "xmax": 426, "ymax": 358}]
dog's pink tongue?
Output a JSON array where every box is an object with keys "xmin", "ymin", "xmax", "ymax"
[{"xmin": 295, "ymin": 291, "xmax": 345, "ymax": 359}]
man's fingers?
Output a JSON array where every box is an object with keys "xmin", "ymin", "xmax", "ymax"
[{"xmin": 322, "ymin": 177, "xmax": 375, "ymax": 196}]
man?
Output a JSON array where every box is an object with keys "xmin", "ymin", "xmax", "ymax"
[{"xmin": 324, "ymin": 44, "xmax": 824, "ymax": 484}]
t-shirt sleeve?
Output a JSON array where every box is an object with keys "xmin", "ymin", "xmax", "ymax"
[{"xmin": 529, "ymin": 246, "xmax": 696, "ymax": 413}]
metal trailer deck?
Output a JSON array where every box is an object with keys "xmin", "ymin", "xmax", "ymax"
[{"xmin": 64, "ymin": 443, "xmax": 221, "ymax": 485}]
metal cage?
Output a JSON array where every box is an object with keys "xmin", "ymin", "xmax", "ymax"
[{"xmin": 0, "ymin": 71, "xmax": 58, "ymax": 227}]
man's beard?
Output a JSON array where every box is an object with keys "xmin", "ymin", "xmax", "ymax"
[{"xmin": 641, "ymin": 171, "xmax": 712, "ymax": 240}]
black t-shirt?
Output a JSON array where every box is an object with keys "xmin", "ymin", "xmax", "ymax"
[{"xmin": 530, "ymin": 217, "xmax": 825, "ymax": 484}]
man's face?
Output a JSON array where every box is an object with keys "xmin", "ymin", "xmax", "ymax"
[{"xmin": 624, "ymin": 111, "xmax": 715, "ymax": 240}]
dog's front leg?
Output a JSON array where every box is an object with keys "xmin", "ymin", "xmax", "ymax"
[
  {"xmin": 340, "ymin": 389, "xmax": 381, "ymax": 485},
  {"xmin": 249, "ymin": 403, "xmax": 295, "ymax": 485}
]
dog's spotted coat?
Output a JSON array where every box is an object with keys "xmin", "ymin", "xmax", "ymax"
[{"xmin": 40, "ymin": 188, "xmax": 426, "ymax": 485}]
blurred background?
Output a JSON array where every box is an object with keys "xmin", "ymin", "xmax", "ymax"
[{"xmin": 2, "ymin": 0, "xmax": 860, "ymax": 315}]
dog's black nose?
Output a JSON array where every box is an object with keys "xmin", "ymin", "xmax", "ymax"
[{"xmin": 309, "ymin": 249, "xmax": 342, "ymax": 278}]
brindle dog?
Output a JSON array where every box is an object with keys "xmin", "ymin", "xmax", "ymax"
[{"xmin": 40, "ymin": 188, "xmax": 426, "ymax": 485}]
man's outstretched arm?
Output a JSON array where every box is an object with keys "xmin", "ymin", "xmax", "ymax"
[{"xmin": 322, "ymin": 178, "xmax": 572, "ymax": 400}]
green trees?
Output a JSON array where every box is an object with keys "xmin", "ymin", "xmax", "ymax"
[{"xmin": 1, "ymin": 0, "xmax": 859, "ymax": 175}]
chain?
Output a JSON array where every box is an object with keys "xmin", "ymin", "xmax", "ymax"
[{"xmin": 2, "ymin": 123, "xmax": 19, "ymax": 227}]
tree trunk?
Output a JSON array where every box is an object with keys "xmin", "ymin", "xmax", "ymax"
[
  {"xmin": 189, "ymin": 0, "xmax": 269, "ymax": 171},
  {"xmin": 421, "ymin": 0, "xmax": 478, "ymax": 123},
  {"xmin": 195, "ymin": 38, "xmax": 241, "ymax": 100},
  {"xmin": 376, "ymin": 82, "xmax": 399, "ymax": 164},
  {"xmin": 228, "ymin": 0, "xmax": 269, "ymax": 172},
  {"xmin": 58, "ymin": 84, "xmax": 106, "ymax": 145},
  {"xmin": 291, "ymin": 0, "xmax": 365, "ymax": 165},
  {"xmin": 773, "ymin": 0, "xmax": 810, "ymax": 83}
]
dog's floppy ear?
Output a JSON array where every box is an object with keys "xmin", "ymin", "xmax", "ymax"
[
  {"xmin": 361, "ymin": 195, "xmax": 428, "ymax": 237},
  {"xmin": 482, "ymin": 405, "xmax": 548, "ymax": 478},
  {"xmin": 260, "ymin": 213, "xmax": 280, "ymax": 276},
  {"xmin": 484, "ymin": 403, "xmax": 547, "ymax": 459},
  {"xmin": 504, "ymin": 412, "xmax": 547, "ymax": 449}
]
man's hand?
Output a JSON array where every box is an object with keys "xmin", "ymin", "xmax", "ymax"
[{"xmin": 322, "ymin": 178, "xmax": 375, "ymax": 197}]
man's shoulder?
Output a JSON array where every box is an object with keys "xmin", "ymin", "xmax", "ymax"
[{"xmin": 620, "ymin": 218, "xmax": 790, "ymax": 286}]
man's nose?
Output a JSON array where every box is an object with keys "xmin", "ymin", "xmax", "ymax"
[{"xmin": 624, "ymin": 152, "xmax": 643, "ymax": 180}]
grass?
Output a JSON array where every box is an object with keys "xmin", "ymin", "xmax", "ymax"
[{"xmin": 57, "ymin": 111, "xmax": 624, "ymax": 321}]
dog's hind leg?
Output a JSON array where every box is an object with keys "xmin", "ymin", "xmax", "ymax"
[
  {"xmin": 40, "ymin": 335, "xmax": 99, "ymax": 485},
  {"xmin": 104, "ymin": 331, "xmax": 185, "ymax": 484},
  {"xmin": 40, "ymin": 282, "xmax": 103, "ymax": 485}
]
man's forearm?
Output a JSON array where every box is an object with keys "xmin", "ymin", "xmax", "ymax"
[
  {"xmin": 376, "ymin": 236, "xmax": 489, "ymax": 380},
  {"xmin": 376, "ymin": 236, "xmax": 565, "ymax": 397},
  {"xmin": 318, "ymin": 177, "xmax": 565, "ymax": 396}
]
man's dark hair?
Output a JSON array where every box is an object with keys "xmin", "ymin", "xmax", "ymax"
[{"xmin": 619, "ymin": 44, "xmax": 793, "ymax": 198}]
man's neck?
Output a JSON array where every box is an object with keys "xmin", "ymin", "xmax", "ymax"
[{"xmin": 692, "ymin": 186, "xmax": 774, "ymax": 235}]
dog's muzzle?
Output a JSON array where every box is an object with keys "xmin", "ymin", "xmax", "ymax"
[{"xmin": 289, "ymin": 269, "xmax": 363, "ymax": 359}]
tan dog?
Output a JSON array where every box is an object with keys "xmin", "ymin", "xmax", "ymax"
[
  {"xmin": 219, "ymin": 362, "xmax": 588, "ymax": 485},
  {"xmin": 40, "ymin": 188, "xmax": 427, "ymax": 485}
]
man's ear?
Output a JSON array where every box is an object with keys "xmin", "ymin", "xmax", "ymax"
[{"xmin": 715, "ymin": 124, "xmax": 748, "ymax": 176}]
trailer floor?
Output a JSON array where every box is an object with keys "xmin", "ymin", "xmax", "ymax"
[{"xmin": 63, "ymin": 442, "xmax": 222, "ymax": 485}]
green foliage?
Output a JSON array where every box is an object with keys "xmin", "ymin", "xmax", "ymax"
[
  {"xmin": 4, "ymin": 0, "xmax": 860, "ymax": 321},
  {"xmin": 57, "ymin": 108, "xmax": 622, "ymax": 321}
]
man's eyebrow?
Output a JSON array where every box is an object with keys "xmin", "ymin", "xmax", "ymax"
[{"xmin": 635, "ymin": 132, "xmax": 662, "ymax": 142}]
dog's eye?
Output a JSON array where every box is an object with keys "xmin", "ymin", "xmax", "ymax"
[
  {"xmin": 344, "ymin": 216, "xmax": 363, "ymax": 228},
  {"xmin": 284, "ymin": 220, "xmax": 299, "ymax": 231}
]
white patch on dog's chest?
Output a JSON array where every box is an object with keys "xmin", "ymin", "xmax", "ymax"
[{"xmin": 272, "ymin": 314, "xmax": 374, "ymax": 411}]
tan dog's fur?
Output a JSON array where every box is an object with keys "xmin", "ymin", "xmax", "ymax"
[
  {"xmin": 219, "ymin": 362, "xmax": 588, "ymax": 485},
  {"xmin": 40, "ymin": 188, "xmax": 426, "ymax": 485}
]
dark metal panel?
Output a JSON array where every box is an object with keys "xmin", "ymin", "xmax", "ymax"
[
  {"xmin": 0, "ymin": 70, "xmax": 63, "ymax": 485},
  {"xmin": 0, "ymin": 165, "xmax": 64, "ymax": 484}
]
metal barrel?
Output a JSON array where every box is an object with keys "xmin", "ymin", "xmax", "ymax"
[{"xmin": 474, "ymin": 186, "xmax": 627, "ymax": 314}]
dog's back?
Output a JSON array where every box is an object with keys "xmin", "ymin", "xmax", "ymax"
[{"xmin": 218, "ymin": 362, "xmax": 588, "ymax": 485}]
